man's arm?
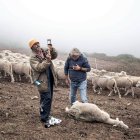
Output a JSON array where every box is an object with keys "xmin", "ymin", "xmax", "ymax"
[
  {"xmin": 30, "ymin": 57, "xmax": 50, "ymax": 72},
  {"xmin": 50, "ymin": 47, "xmax": 58, "ymax": 60},
  {"xmin": 64, "ymin": 58, "xmax": 70, "ymax": 86},
  {"xmin": 80, "ymin": 57, "xmax": 91, "ymax": 72}
]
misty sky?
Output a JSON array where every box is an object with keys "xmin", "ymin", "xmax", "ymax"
[{"xmin": 0, "ymin": 0, "xmax": 140, "ymax": 57}]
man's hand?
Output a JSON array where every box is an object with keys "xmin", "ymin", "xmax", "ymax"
[
  {"xmin": 46, "ymin": 48, "xmax": 52, "ymax": 61},
  {"xmin": 73, "ymin": 64, "xmax": 81, "ymax": 71},
  {"xmin": 65, "ymin": 75, "xmax": 70, "ymax": 86},
  {"xmin": 46, "ymin": 53, "xmax": 51, "ymax": 61},
  {"xmin": 48, "ymin": 45, "xmax": 53, "ymax": 51}
]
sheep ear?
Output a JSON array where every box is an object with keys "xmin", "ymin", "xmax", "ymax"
[
  {"xmin": 74, "ymin": 100, "xmax": 79, "ymax": 104},
  {"xmin": 116, "ymin": 118, "xmax": 119, "ymax": 121}
]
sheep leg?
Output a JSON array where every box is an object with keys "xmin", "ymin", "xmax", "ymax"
[
  {"xmin": 108, "ymin": 90, "xmax": 113, "ymax": 97},
  {"xmin": 4, "ymin": 71, "xmax": 6, "ymax": 77},
  {"xmin": 124, "ymin": 88, "xmax": 127, "ymax": 91},
  {"xmin": 1, "ymin": 71, "xmax": 5, "ymax": 77},
  {"xmin": 97, "ymin": 91, "xmax": 101, "ymax": 94},
  {"xmin": 18, "ymin": 75, "xmax": 21, "ymax": 82},
  {"xmin": 93, "ymin": 86, "xmax": 97, "ymax": 93},
  {"xmin": 106, "ymin": 118, "xmax": 128, "ymax": 129},
  {"xmin": 113, "ymin": 79, "xmax": 121, "ymax": 98},
  {"xmin": 131, "ymin": 87, "xmax": 134, "ymax": 98},
  {"xmin": 124, "ymin": 87, "xmax": 134, "ymax": 98},
  {"xmin": 97, "ymin": 88, "xmax": 102, "ymax": 95},
  {"xmin": 30, "ymin": 76, "xmax": 33, "ymax": 84},
  {"xmin": 114, "ymin": 87, "xmax": 117, "ymax": 93},
  {"xmin": 27, "ymin": 75, "xmax": 33, "ymax": 84},
  {"xmin": 93, "ymin": 85, "xmax": 98, "ymax": 93},
  {"xmin": 116, "ymin": 87, "xmax": 121, "ymax": 99},
  {"xmin": 0, "ymin": 72, "xmax": 2, "ymax": 78},
  {"xmin": 10, "ymin": 74, "xmax": 14, "ymax": 83},
  {"xmin": 7, "ymin": 71, "xmax": 14, "ymax": 83},
  {"xmin": 124, "ymin": 88, "xmax": 130, "ymax": 96}
]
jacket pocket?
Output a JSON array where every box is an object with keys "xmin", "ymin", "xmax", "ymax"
[{"xmin": 37, "ymin": 82, "xmax": 48, "ymax": 92}]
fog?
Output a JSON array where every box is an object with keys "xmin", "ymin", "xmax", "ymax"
[{"xmin": 0, "ymin": 0, "xmax": 140, "ymax": 57}]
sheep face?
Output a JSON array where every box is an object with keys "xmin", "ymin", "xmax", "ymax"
[{"xmin": 136, "ymin": 81, "xmax": 140, "ymax": 87}]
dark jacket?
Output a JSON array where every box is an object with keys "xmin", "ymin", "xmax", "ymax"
[{"xmin": 64, "ymin": 54, "xmax": 91, "ymax": 82}]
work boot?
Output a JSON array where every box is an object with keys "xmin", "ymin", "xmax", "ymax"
[
  {"xmin": 44, "ymin": 120, "xmax": 51, "ymax": 128},
  {"xmin": 40, "ymin": 119, "xmax": 46, "ymax": 123}
]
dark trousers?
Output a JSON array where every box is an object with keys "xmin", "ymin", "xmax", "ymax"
[{"xmin": 39, "ymin": 68, "xmax": 54, "ymax": 122}]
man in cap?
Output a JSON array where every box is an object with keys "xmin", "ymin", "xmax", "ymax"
[
  {"xmin": 64, "ymin": 48, "xmax": 91, "ymax": 105},
  {"xmin": 29, "ymin": 39, "xmax": 61, "ymax": 128}
]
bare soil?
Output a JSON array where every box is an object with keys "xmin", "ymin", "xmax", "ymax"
[{"xmin": 0, "ymin": 80, "xmax": 140, "ymax": 140}]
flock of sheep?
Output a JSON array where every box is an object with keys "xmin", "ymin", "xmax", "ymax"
[
  {"xmin": 0, "ymin": 50, "xmax": 140, "ymax": 99},
  {"xmin": 89, "ymin": 69, "xmax": 140, "ymax": 98},
  {"xmin": 54, "ymin": 59, "xmax": 140, "ymax": 99},
  {"xmin": 0, "ymin": 50, "xmax": 33, "ymax": 83}
]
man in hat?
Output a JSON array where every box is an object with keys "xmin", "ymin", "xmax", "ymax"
[
  {"xmin": 29, "ymin": 39, "xmax": 61, "ymax": 128},
  {"xmin": 64, "ymin": 48, "xmax": 91, "ymax": 105}
]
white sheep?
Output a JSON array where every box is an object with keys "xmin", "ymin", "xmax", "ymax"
[
  {"xmin": 114, "ymin": 76, "xmax": 134, "ymax": 97},
  {"xmin": 128, "ymin": 76, "xmax": 140, "ymax": 87},
  {"xmin": 0, "ymin": 59, "xmax": 14, "ymax": 82},
  {"xmin": 92, "ymin": 75, "xmax": 121, "ymax": 98},
  {"xmin": 65, "ymin": 101, "xmax": 128, "ymax": 129},
  {"xmin": 12, "ymin": 62, "xmax": 33, "ymax": 83}
]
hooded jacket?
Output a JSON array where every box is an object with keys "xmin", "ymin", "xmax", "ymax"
[{"xmin": 64, "ymin": 54, "xmax": 91, "ymax": 82}]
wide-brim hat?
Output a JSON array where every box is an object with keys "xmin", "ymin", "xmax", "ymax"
[{"xmin": 29, "ymin": 39, "xmax": 39, "ymax": 48}]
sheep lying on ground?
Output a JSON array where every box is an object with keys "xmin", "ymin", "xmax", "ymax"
[{"xmin": 65, "ymin": 101, "xmax": 128, "ymax": 129}]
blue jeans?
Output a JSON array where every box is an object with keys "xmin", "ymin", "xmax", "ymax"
[{"xmin": 70, "ymin": 80, "xmax": 88, "ymax": 105}]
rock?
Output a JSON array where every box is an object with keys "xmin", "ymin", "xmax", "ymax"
[
  {"xmin": 6, "ymin": 112, "xmax": 9, "ymax": 118},
  {"xmin": 127, "ymin": 103, "xmax": 131, "ymax": 106},
  {"xmin": 31, "ymin": 96, "xmax": 38, "ymax": 100},
  {"xmin": 1, "ymin": 131, "xmax": 6, "ymax": 134}
]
